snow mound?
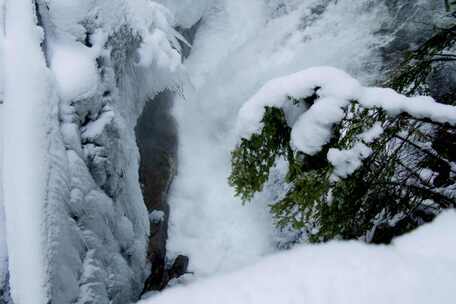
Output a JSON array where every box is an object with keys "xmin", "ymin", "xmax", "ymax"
[{"xmin": 140, "ymin": 210, "xmax": 456, "ymax": 304}]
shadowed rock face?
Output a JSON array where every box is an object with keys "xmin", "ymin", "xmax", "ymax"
[
  {"xmin": 0, "ymin": 273, "xmax": 11, "ymax": 304},
  {"xmin": 136, "ymin": 23, "xmax": 200, "ymax": 293},
  {"xmin": 136, "ymin": 91, "xmax": 177, "ymax": 273}
]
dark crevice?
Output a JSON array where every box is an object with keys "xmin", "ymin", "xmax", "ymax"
[
  {"xmin": 136, "ymin": 21, "xmax": 201, "ymax": 294},
  {"xmin": 136, "ymin": 91, "xmax": 177, "ymax": 284}
]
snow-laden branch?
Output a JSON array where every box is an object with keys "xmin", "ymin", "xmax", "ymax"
[{"xmin": 237, "ymin": 67, "xmax": 456, "ymax": 156}]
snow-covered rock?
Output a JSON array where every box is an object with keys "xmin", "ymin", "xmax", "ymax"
[{"xmin": 2, "ymin": 1, "xmax": 186, "ymax": 303}]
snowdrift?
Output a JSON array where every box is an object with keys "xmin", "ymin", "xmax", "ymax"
[{"xmin": 141, "ymin": 210, "xmax": 456, "ymax": 304}]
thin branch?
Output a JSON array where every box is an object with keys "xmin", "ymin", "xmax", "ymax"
[{"xmin": 394, "ymin": 134, "xmax": 456, "ymax": 175}]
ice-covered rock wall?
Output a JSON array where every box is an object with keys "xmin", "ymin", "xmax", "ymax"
[
  {"xmin": 1, "ymin": 0, "xmax": 192, "ymax": 303},
  {"xmin": 43, "ymin": 1, "xmax": 184, "ymax": 303}
]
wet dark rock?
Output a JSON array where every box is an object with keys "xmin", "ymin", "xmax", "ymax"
[
  {"xmin": 142, "ymin": 255, "xmax": 189, "ymax": 292},
  {"xmin": 136, "ymin": 91, "xmax": 177, "ymax": 273},
  {"xmin": 169, "ymin": 255, "xmax": 190, "ymax": 279},
  {"xmin": 0, "ymin": 273, "xmax": 12, "ymax": 304},
  {"xmin": 177, "ymin": 21, "xmax": 200, "ymax": 59},
  {"xmin": 370, "ymin": 209, "xmax": 435, "ymax": 244},
  {"xmin": 137, "ymin": 21, "xmax": 200, "ymax": 294}
]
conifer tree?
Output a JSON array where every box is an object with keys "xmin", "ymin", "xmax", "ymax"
[{"xmin": 230, "ymin": 21, "xmax": 456, "ymax": 244}]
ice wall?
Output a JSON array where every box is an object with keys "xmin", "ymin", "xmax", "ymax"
[{"xmin": 2, "ymin": 0, "xmax": 185, "ymax": 303}]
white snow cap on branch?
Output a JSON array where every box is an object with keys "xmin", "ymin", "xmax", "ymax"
[{"xmin": 237, "ymin": 66, "xmax": 456, "ymax": 155}]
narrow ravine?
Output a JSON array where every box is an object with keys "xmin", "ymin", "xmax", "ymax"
[
  {"xmin": 135, "ymin": 23, "xmax": 200, "ymax": 292},
  {"xmin": 136, "ymin": 91, "xmax": 177, "ymax": 291}
]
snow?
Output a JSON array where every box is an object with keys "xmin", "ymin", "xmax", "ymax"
[
  {"xmin": 291, "ymin": 95, "xmax": 348, "ymax": 155},
  {"xmin": 360, "ymin": 122, "xmax": 384, "ymax": 144},
  {"xmin": 328, "ymin": 143, "xmax": 373, "ymax": 181},
  {"xmin": 80, "ymin": 106, "xmax": 114, "ymax": 140},
  {"xmin": 3, "ymin": 0, "xmax": 52, "ymax": 302},
  {"xmin": 360, "ymin": 87, "xmax": 456, "ymax": 123},
  {"xmin": 327, "ymin": 123, "xmax": 384, "ymax": 181},
  {"xmin": 141, "ymin": 211, "xmax": 456, "ymax": 304},
  {"xmin": 137, "ymin": 28, "xmax": 181, "ymax": 71},
  {"xmin": 50, "ymin": 39, "xmax": 100, "ymax": 102},
  {"xmin": 237, "ymin": 66, "xmax": 456, "ymax": 156},
  {"xmin": 149, "ymin": 210, "xmax": 165, "ymax": 224},
  {"xmin": 237, "ymin": 67, "xmax": 359, "ymax": 141}
]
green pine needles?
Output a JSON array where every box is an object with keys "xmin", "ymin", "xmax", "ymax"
[
  {"xmin": 229, "ymin": 23, "xmax": 456, "ymax": 244},
  {"xmin": 229, "ymin": 106, "xmax": 293, "ymax": 202}
]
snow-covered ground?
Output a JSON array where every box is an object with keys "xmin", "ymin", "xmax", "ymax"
[
  {"xmin": 167, "ymin": 0, "xmax": 393, "ymax": 278},
  {"xmin": 142, "ymin": 211, "xmax": 456, "ymax": 304}
]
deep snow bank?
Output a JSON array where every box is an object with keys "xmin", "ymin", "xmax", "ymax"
[{"xmin": 142, "ymin": 211, "xmax": 456, "ymax": 304}]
